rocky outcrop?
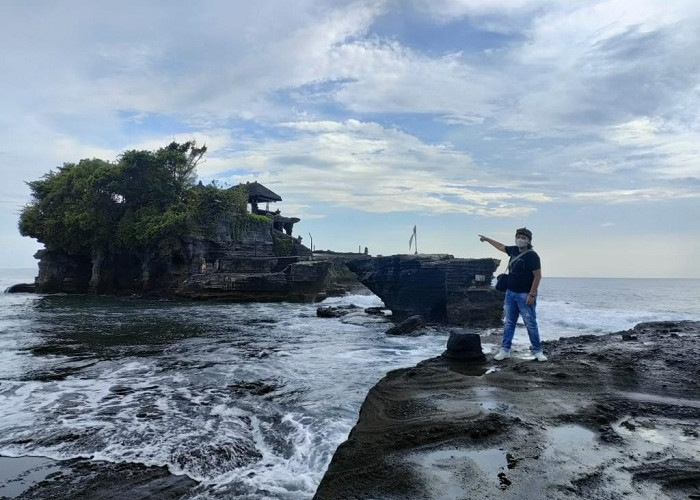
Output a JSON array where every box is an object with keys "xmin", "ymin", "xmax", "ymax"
[
  {"xmin": 313, "ymin": 321, "xmax": 700, "ymax": 500},
  {"xmin": 4, "ymin": 283, "xmax": 37, "ymax": 293},
  {"xmin": 22, "ymin": 214, "xmax": 332, "ymax": 302},
  {"xmin": 35, "ymin": 249, "xmax": 93, "ymax": 293},
  {"xmin": 316, "ymin": 305, "xmax": 361, "ymax": 318},
  {"xmin": 176, "ymin": 260, "xmax": 331, "ymax": 302},
  {"xmin": 311, "ymin": 251, "xmax": 371, "ymax": 297},
  {"xmin": 385, "ymin": 315, "xmax": 426, "ymax": 336},
  {"xmin": 346, "ymin": 254, "xmax": 503, "ymax": 326}
]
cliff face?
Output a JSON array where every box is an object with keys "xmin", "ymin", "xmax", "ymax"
[
  {"xmin": 346, "ymin": 254, "xmax": 503, "ymax": 326},
  {"xmin": 32, "ymin": 214, "xmax": 327, "ymax": 301}
]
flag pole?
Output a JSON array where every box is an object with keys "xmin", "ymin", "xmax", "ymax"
[
  {"xmin": 414, "ymin": 226, "xmax": 418, "ymax": 254},
  {"xmin": 409, "ymin": 225, "xmax": 418, "ymax": 255}
]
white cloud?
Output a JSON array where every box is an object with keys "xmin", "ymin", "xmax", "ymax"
[
  {"xmin": 572, "ymin": 188, "xmax": 700, "ymax": 203},
  {"xmin": 606, "ymin": 118, "xmax": 700, "ymax": 179},
  {"xmin": 412, "ymin": 0, "xmax": 553, "ymax": 24},
  {"xmin": 209, "ymin": 119, "xmax": 550, "ymax": 218}
]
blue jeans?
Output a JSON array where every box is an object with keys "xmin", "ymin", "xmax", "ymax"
[{"xmin": 501, "ymin": 289, "xmax": 542, "ymax": 352}]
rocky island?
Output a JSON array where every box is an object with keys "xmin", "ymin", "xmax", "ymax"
[{"xmin": 14, "ymin": 142, "xmax": 342, "ymax": 302}]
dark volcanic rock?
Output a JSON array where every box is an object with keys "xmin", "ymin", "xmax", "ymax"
[
  {"xmin": 29, "ymin": 213, "xmax": 330, "ymax": 302},
  {"xmin": 5, "ymin": 283, "xmax": 36, "ymax": 293},
  {"xmin": 346, "ymin": 254, "xmax": 503, "ymax": 326},
  {"xmin": 385, "ymin": 315, "xmax": 426, "ymax": 336},
  {"xmin": 441, "ymin": 332, "xmax": 486, "ymax": 361},
  {"xmin": 176, "ymin": 260, "xmax": 332, "ymax": 302},
  {"xmin": 9, "ymin": 458, "xmax": 197, "ymax": 500},
  {"xmin": 27, "ymin": 213, "xmax": 349, "ymax": 303},
  {"xmin": 365, "ymin": 306, "xmax": 390, "ymax": 316},
  {"xmin": 317, "ymin": 304, "xmax": 360, "ymax": 317},
  {"xmin": 313, "ymin": 321, "xmax": 700, "ymax": 500},
  {"xmin": 311, "ymin": 251, "xmax": 371, "ymax": 296}
]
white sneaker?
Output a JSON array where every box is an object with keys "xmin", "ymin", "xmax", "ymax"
[
  {"xmin": 533, "ymin": 351, "xmax": 548, "ymax": 362},
  {"xmin": 493, "ymin": 349, "xmax": 511, "ymax": 361}
]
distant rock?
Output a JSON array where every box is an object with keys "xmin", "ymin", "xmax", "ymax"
[
  {"xmin": 317, "ymin": 304, "xmax": 360, "ymax": 318},
  {"xmin": 5, "ymin": 283, "xmax": 36, "ymax": 293},
  {"xmin": 385, "ymin": 315, "xmax": 426, "ymax": 336},
  {"xmin": 312, "ymin": 251, "xmax": 371, "ymax": 296},
  {"xmin": 365, "ymin": 306, "xmax": 390, "ymax": 316},
  {"xmin": 177, "ymin": 260, "xmax": 332, "ymax": 302},
  {"xmin": 27, "ymin": 212, "xmax": 345, "ymax": 302},
  {"xmin": 347, "ymin": 254, "xmax": 503, "ymax": 326}
]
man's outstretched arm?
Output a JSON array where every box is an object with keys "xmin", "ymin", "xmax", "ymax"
[{"xmin": 478, "ymin": 235, "xmax": 506, "ymax": 253}]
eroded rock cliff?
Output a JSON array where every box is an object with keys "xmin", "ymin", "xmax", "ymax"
[
  {"xmin": 346, "ymin": 254, "xmax": 503, "ymax": 326},
  {"xmin": 30, "ymin": 214, "xmax": 328, "ymax": 301}
]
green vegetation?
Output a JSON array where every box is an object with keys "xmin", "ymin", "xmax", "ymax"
[
  {"xmin": 247, "ymin": 213, "xmax": 271, "ymax": 224},
  {"xmin": 230, "ymin": 213, "xmax": 271, "ymax": 242},
  {"xmin": 19, "ymin": 141, "xmax": 249, "ymax": 254},
  {"xmin": 273, "ymin": 235, "xmax": 294, "ymax": 256}
]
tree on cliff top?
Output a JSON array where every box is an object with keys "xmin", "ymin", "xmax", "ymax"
[{"xmin": 19, "ymin": 141, "xmax": 248, "ymax": 256}]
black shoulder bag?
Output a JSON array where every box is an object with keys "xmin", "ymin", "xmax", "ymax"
[{"xmin": 495, "ymin": 250, "xmax": 532, "ymax": 292}]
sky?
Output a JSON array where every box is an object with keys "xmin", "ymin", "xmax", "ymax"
[{"xmin": 1, "ymin": 0, "xmax": 699, "ymax": 278}]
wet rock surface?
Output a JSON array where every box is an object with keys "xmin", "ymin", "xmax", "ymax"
[
  {"xmin": 313, "ymin": 321, "xmax": 700, "ymax": 500},
  {"xmin": 317, "ymin": 304, "xmax": 361, "ymax": 317},
  {"xmin": 176, "ymin": 260, "xmax": 332, "ymax": 302},
  {"xmin": 2, "ymin": 458, "xmax": 197, "ymax": 500},
  {"xmin": 385, "ymin": 315, "xmax": 426, "ymax": 336}
]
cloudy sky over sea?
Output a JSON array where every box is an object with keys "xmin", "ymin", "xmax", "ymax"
[{"xmin": 1, "ymin": 0, "xmax": 698, "ymax": 277}]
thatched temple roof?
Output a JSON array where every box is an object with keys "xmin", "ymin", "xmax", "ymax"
[{"xmin": 242, "ymin": 181, "xmax": 282, "ymax": 203}]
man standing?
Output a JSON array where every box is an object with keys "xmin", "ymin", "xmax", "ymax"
[{"xmin": 478, "ymin": 228, "xmax": 547, "ymax": 362}]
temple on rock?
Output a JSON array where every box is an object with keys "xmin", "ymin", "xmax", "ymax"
[{"xmin": 240, "ymin": 181, "xmax": 300, "ymax": 236}]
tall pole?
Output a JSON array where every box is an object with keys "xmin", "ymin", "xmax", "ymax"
[{"xmin": 414, "ymin": 226, "xmax": 418, "ymax": 255}]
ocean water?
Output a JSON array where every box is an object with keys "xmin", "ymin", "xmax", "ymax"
[{"xmin": 0, "ymin": 269, "xmax": 698, "ymax": 499}]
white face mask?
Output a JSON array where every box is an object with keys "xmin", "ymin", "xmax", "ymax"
[{"xmin": 515, "ymin": 237, "xmax": 529, "ymax": 248}]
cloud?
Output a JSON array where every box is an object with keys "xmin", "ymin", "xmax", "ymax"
[
  {"xmin": 207, "ymin": 119, "xmax": 551, "ymax": 218},
  {"xmin": 606, "ymin": 118, "xmax": 700, "ymax": 180},
  {"xmin": 412, "ymin": 0, "xmax": 553, "ymax": 26},
  {"xmin": 571, "ymin": 187, "xmax": 700, "ymax": 203},
  {"xmin": 1, "ymin": 0, "xmax": 699, "ymax": 276}
]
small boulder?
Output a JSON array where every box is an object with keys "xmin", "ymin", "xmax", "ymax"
[
  {"xmin": 385, "ymin": 315, "xmax": 425, "ymax": 336},
  {"xmin": 316, "ymin": 305, "xmax": 359, "ymax": 318},
  {"xmin": 364, "ymin": 307, "xmax": 390, "ymax": 316},
  {"xmin": 5, "ymin": 283, "xmax": 36, "ymax": 293},
  {"xmin": 441, "ymin": 332, "xmax": 486, "ymax": 362}
]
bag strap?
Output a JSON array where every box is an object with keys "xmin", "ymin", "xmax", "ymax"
[{"xmin": 507, "ymin": 249, "xmax": 532, "ymax": 272}]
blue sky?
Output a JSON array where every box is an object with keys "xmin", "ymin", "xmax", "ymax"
[{"xmin": 1, "ymin": 0, "xmax": 698, "ymax": 277}]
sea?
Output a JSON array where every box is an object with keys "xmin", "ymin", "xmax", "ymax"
[{"xmin": 0, "ymin": 267, "xmax": 698, "ymax": 499}]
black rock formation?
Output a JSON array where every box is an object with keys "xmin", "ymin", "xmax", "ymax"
[
  {"xmin": 346, "ymin": 254, "xmax": 503, "ymax": 326},
  {"xmin": 385, "ymin": 315, "xmax": 426, "ymax": 336},
  {"xmin": 22, "ymin": 214, "xmax": 332, "ymax": 302},
  {"xmin": 441, "ymin": 332, "xmax": 486, "ymax": 361},
  {"xmin": 313, "ymin": 321, "xmax": 700, "ymax": 500}
]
